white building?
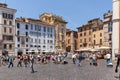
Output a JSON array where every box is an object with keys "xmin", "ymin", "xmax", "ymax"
[
  {"xmin": 15, "ymin": 17, "xmax": 55, "ymax": 55},
  {"xmin": 0, "ymin": 3, "xmax": 16, "ymax": 55},
  {"xmin": 103, "ymin": 11, "xmax": 112, "ymax": 47},
  {"xmin": 112, "ymin": 0, "xmax": 120, "ymax": 59}
]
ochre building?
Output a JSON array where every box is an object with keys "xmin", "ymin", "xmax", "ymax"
[
  {"xmin": 66, "ymin": 29, "xmax": 78, "ymax": 52},
  {"xmin": 77, "ymin": 18, "xmax": 103, "ymax": 50}
]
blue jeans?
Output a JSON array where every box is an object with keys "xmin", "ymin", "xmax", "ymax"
[{"xmin": 107, "ymin": 59, "xmax": 110, "ymax": 64}]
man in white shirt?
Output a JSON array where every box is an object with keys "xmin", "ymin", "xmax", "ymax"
[
  {"xmin": 106, "ymin": 53, "xmax": 111, "ymax": 64},
  {"xmin": 72, "ymin": 53, "xmax": 77, "ymax": 64}
]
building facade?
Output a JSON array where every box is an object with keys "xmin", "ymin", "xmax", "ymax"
[
  {"xmin": 103, "ymin": 11, "xmax": 112, "ymax": 47},
  {"xmin": 66, "ymin": 29, "xmax": 78, "ymax": 52},
  {"xmin": 77, "ymin": 18, "xmax": 103, "ymax": 50},
  {"xmin": 39, "ymin": 13, "xmax": 67, "ymax": 52},
  {"xmin": 15, "ymin": 17, "xmax": 55, "ymax": 55},
  {"xmin": 112, "ymin": 0, "xmax": 120, "ymax": 59},
  {"xmin": 0, "ymin": 3, "xmax": 16, "ymax": 55}
]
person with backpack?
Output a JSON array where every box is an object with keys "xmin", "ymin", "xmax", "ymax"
[{"xmin": 8, "ymin": 56, "xmax": 14, "ymax": 68}]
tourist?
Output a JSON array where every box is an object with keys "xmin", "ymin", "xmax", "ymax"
[
  {"xmin": 72, "ymin": 53, "xmax": 77, "ymax": 64},
  {"xmin": 8, "ymin": 56, "xmax": 14, "ymax": 68},
  {"xmin": 30, "ymin": 55, "xmax": 35, "ymax": 73}
]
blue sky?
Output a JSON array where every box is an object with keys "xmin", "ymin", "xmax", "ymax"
[{"xmin": 1, "ymin": 0, "xmax": 112, "ymax": 30}]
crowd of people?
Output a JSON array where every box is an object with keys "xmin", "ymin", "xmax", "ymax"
[{"xmin": 0, "ymin": 50, "xmax": 114, "ymax": 73}]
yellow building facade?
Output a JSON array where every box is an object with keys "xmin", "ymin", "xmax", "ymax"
[{"xmin": 77, "ymin": 18, "xmax": 103, "ymax": 50}]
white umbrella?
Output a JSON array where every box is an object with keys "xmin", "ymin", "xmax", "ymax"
[
  {"xmin": 79, "ymin": 48, "xmax": 91, "ymax": 51},
  {"xmin": 98, "ymin": 46, "xmax": 111, "ymax": 50},
  {"xmin": 90, "ymin": 49, "xmax": 99, "ymax": 52}
]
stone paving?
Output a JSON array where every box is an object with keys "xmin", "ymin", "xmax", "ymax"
[{"xmin": 0, "ymin": 59, "xmax": 119, "ymax": 80}]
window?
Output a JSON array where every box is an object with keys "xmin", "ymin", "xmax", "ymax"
[
  {"xmin": 44, "ymin": 27, "xmax": 46, "ymax": 32},
  {"xmin": 43, "ymin": 46, "xmax": 46, "ymax": 48},
  {"xmin": 17, "ymin": 44, "xmax": 20, "ymax": 47},
  {"xmin": 17, "ymin": 31, "xmax": 20, "ymax": 35},
  {"xmin": 44, "ymin": 40, "xmax": 46, "ymax": 44},
  {"xmin": 50, "ymin": 34, "xmax": 52, "ymax": 38},
  {"xmin": 80, "ymin": 33, "xmax": 82, "ymax": 37},
  {"xmin": 84, "ymin": 27, "xmax": 86, "ymax": 31},
  {"xmin": 17, "ymin": 37, "xmax": 20, "ymax": 42},
  {"xmin": 35, "ymin": 39, "xmax": 37, "ymax": 43},
  {"xmin": 9, "ymin": 44, "xmax": 12, "ymax": 49},
  {"xmin": 79, "ymin": 28, "xmax": 82, "ymax": 32},
  {"xmin": 30, "ymin": 45, "xmax": 33, "ymax": 47},
  {"xmin": 89, "ymin": 38, "xmax": 91, "ymax": 42},
  {"xmin": 26, "ymin": 38, "xmax": 28, "ymax": 42},
  {"xmin": 80, "ymin": 39, "xmax": 82, "ymax": 43},
  {"xmin": 39, "ymin": 39, "xmax": 41, "ymax": 43},
  {"xmin": 47, "ymin": 40, "xmax": 49, "ymax": 43},
  {"xmin": 94, "ymin": 34, "xmax": 96, "ymax": 38},
  {"xmin": 100, "ymin": 33, "xmax": 102, "ymax": 37},
  {"xmin": 93, "ymin": 28, "xmax": 96, "ymax": 32},
  {"xmin": 26, "ymin": 44, "xmax": 28, "ymax": 47},
  {"xmin": 100, "ymin": 39, "xmax": 102, "ymax": 45},
  {"xmin": 47, "ymin": 34, "xmax": 49, "ymax": 38},
  {"xmin": 38, "ymin": 26, "xmax": 41, "ymax": 31},
  {"xmin": 9, "ymin": 28, "xmax": 12, "ymax": 33},
  {"xmin": 94, "ymin": 40, "xmax": 96, "ymax": 45},
  {"xmin": 99, "ymin": 26, "xmax": 103, "ymax": 30},
  {"xmin": 47, "ymin": 27, "xmax": 50, "ymax": 32},
  {"xmin": 3, "ymin": 35, "xmax": 13, "ymax": 41},
  {"xmin": 4, "ymin": 27, "xmax": 6, "ymax": 33},
  {"xmin": 31, "ymin": 24, "xmax": 33, "ymax": 30},
  {"xmin": 50, "ymin": 40, "xmax": 53, "ymax": 44},
  {"xmin": 84, "ymin": 32, "xmax": 86, "ymax": 36},
  {"xmin": 51, "ymin": 28, "xmax": 52, "ymax": 33},
  {"xmin": 8, "ymin": 14, "xmax": 13, "ymax": 19},
  {"xmin": 3, "ymin": 13, "xmax": 7, "ymax": 18},
  {"xmin": 80, "ymin": 45, "xmax": 82, "ymax": 47},
  {"xmin": 61, "ymin": 28, "xmax": 64, "ymax": 33},
  {"xmin": 25, "ymin": 24, "xmax": 28, "ymax": 30},
  {"xmin": 35, "ymin": 25, "xmax": 37, "ymax": 30},
  {"xmin": 26, "ymin": 32, "xmax": 28, "ymax": 36},
  {"xmin": 9, "ymin": 21, "xmax": 12, "ymax": 25},
  {"xmin": 108, "ymin": 22, "xmax": 112, "ymax": 27},
  {"xmin": 4, "ymin": 44, "xmax": 7, "ymax": 49},
  {"xmin": 68, "ymin": 39, "xmax": 70, "ymax": 44},
  {"xmin": 50, "ymin": 46, "xmax": 53, "ymax": 48},
  {"xmin": 4, "ymin": 20, "xmax": 7, "ymax": 25},
  {"xmin": 89, "ymin": 44, "xmax": 91, "ymax": 46},
  {"xmin": 17, "ymin": 23, "xmax": 20, "ymax": 29},
  {"xmin": 89, "ymin": 31, "xmax": 91, "ymax": 35},
  {"xmin": 43, "ymin": 33, "xmax": 45, "ymax": 38},
  {"xmin": 84, "ymin": 38, "xmax": 86, "ymax": 43},
  {"xmin": 31, "ymin": 38, "xmax": 33, "ymax": 43}
]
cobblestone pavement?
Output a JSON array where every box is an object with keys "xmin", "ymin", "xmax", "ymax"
[{"xmin": 0, "ymin": 59, "xmax": 119, "ymax": 80}]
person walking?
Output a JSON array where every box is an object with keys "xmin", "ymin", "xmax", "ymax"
[
  {"xmin": 17, "ymin": 56, "xmax": 22, "ymax": 67},
  {"xmin": 8, "ymin": 56, "xmax": 14, "ymax": 68},
  {"xmin": 30, "ymin": 55, "xmax": 35, "ymax": 73},
  {"xmin": 106, "ymin": 52, "xmax": 111, "ymax": 65},
  {"xmin": 92, "ymin": 53, "xmax": 98, "ymax": 66},
  {"xmin": 23, "ymin": 56, "xmax": 28, "ymax": 67},
  {"xmin": 115, "ymin": 54, "xmax": 120, "ymax": 73},
  {"xmin": 77, "ymin": 53, "xmax": 83, "ymax": 66},
  {"xmin": 72, "ymin": 53, "xmax": 77, "ymax": 64}
]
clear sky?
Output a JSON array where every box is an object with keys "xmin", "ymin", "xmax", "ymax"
[{"xmin": 1, "ymin": 0, "xmax": 112, "ymax": 30}]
